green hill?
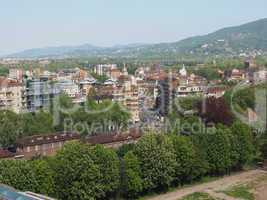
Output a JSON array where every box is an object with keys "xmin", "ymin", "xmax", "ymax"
[{"xmin": 6, "ymin": 18, "xmax": 267, "ymax": 59}]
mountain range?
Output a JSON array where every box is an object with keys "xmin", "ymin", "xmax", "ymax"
[{"xmin": 5, "ymin": 18, "xmax": 267, "ymax": 59}]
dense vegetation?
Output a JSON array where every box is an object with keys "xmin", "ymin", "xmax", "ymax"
[
  {"xmin": 0, "ymin": 95, "xmax": 130, "ymax": 148},
  {"xmin": 0, "ymin": 118, "xmax": 260, "ymax": 199}
]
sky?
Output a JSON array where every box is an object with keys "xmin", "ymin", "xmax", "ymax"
[{"xmin": 0, "ymin": 0, "xmax": 267, "ymax": 55}]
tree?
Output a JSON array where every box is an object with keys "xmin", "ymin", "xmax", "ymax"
[
  {"xmin": 216, "ymin": 124, "xmax": 241, "ymax": 170},
  {"xmin": 52, "ymin": 94, "xmax": 76, "ymax": 132},
  {"xmin": 260, "ymin": 132, "xmax": 267, "ymax": 159},
  {"xmin": 91, "ymin": 145, "xmax": 120, "ymax": 198},
  {"xmin": 194, "ymin": 67, "xmax": 220, "ymax": 81},
  {"xmin": 230, "ymin": 121, "xmax": 254, "ymax": 167},
  {"xmin": 30, "ymin": 159, "xmax": 55, "ymax": 196},
  {"xmin": 53, "ymin": 142, "xmax": 102, "ymax": 200},
  {"xmin": 122, "ymin": 151, "xmax": 143, "ymax": 198},
  {"xmin": 0, "ymin": 110, "xmax": 22, "ymax": 148},
  {"xmin": 170, "ymin": 135, "xmax": 199, "ymax": 184},
  {"xmin": 0, "ymin": 160, "xmax": 38, "ymax": 192},
  {"xmin": 198, "ymin": 97, "xmax": 234, "ymax": 126},
  {"xmin": 205, "ymin": 128, "xmax": 232, "ymax": 175},
  {"xmin": 117, "ymin": 143, "xmax": 135, "ymax": 158},
  {"xmin": 21, "ymin": 111, "xmax": 54, "ymax": 136},
  {"xmin": 133, "ymin": 134, "xmax": 176, "ymax": 192}
]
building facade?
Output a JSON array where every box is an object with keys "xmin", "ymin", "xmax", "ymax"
[
  {"xmin": 0, "ymin": 77, "xmax": 25, "ymax": 113},
  {"xmin": 26, "ymin": 78, "xmax": 61, "ymax": 112}
]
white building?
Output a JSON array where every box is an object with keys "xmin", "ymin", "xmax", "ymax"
[
  {"xmin": 0, "ymin": 77, "xmax": 25, "ymax": 113},
  {"xmin": 94, "ymin": 64, "xmax": 117, "ymax": 76},
  {"xmin": 57, "ymin": 80, "xmax": 80, "ymax": 98},
  {"xmin": 179, "ymin": 64, "xmax": 187, "ymax": 77},
  {"xmin": 8, "ymin": 68, "xmax": 23, "ymax": 82}
]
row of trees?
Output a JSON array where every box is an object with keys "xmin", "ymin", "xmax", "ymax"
[
  {"xmin": 0, "ymin": 121, "xmax": 256, "ymax": 199},
  {"xmin": 0, "ymin": 110, "xmax": 54, "ymax": 148}
]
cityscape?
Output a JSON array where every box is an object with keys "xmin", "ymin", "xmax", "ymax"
[{"xmin": 0, "ymin": 1, "xmax": 267, "ymax": 200}]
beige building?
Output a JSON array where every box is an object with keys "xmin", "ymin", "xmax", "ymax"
[
  {"xmin": 116, "ymin": 74, "xmax": 140, "ymax": 123},
  {"xmin": 0, "ymin": 77, "xmax": 25, "ymax": 113}
]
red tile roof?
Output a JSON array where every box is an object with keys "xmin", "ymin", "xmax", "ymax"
[
  {"xmin": 16, "ymin": 132, "xmax": 80, "ymax": 147},
  {"xmin": 85, "ymin": 132, "xmax": 142, "ymax": 145},
  {"xmin": 0, "ymin": 77, "xmax": 22, "ymax": 88}
]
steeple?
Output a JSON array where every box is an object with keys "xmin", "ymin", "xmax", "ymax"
[
  {"xmin": 122, "ymin": 63, "xmax": 128, "ymax": 76},
  {"xmin": 179, "ymin": 64, "xmax": 187, "ymax": 76}
]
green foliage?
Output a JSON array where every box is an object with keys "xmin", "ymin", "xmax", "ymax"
[
  {"xmin": 21, "ymin": 111, "xmax": 54, "ymax": 136},
  {"xmin": 0, "ymin": 110, "xmax": 55, "ymax": 148},
  {"xmin": 259, "ymin": 132, "xmax": 267, "ymax": 159},
  {"xmin": 47, "ymin": 60, "xmax": 84, "ymax": 72},
  {"xmin": 204, "ymin": 128, "xmax": 231, "ymax": 175},
  {"xmin": 117, "ymin": 143, "xmax": 135, "ymax": 158},
  {"xmin": 133, "ymin": 134, "xmax": 176, "ymax": 191},
  {"xmin": 170, "ymin": 135, "xmax": 201, "ymax": 184},
  {"xmin": 0, "ymin": 160, "xmax": 38, "ymax": 192},
  {"xmin": 0, "ymin": 110, "xmax": 22, "ymax": 148},
  {"xmin": 74, "ymin": 100, "xmax": 130, "ymax": 134},
  {"xmin": 233, "ymin": 87, "xmax": 255, "ymax": 110},
  {"xmin": 122, "ymin": 151, "xmax": 143, "ymax": 198},
  {"xmin": 0, "ymin": 120, "xmax": 259, "ymax": 199},
  {"xmin": 0, "ymin": 93, "xmax": 130, "ymax": 147},
  {"xmin": 29, "ymin": 159, "xmax": 55, "ymax": 195},
  {"xmin": 90, "ymin": 72, "xmax": 108, "ymax": 83},
  {"xmin": 193, "ymin": 67, "xmax": 220, "ymax": 80},
  {"xmin": 0, "ymin": 65, "xmax": 9, "ymax": 76},
  {"xmin": 224, "ymin": 185, "xmax": 255, "ymax": 200},
  {"xmin": 230, "ymin": 121, "xmax": 254, "ymax": 167},
  {"xmin": 178, "ymin": 97, "xmax": 201, "ymax": 111},
  {"xmin": 91, "ymin": 145, "xmax": 120, "ymax": 198},
  {"xmin": 181, "ymin": 192, "xmax": 216, "ymax": 200},
  {"xmin": 53, "ymin": 142, "xmax": 103, "ymax": 200}
]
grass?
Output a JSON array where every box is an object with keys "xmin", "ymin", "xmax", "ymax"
[
  {"xmin": 179, "ymin": 192, "xmax": 216, "ymax": 200},
  {"xmin": 139, "ymin": 176, "xmax": 220, "ymax": 200},
  {"xmin": 223, "ymin": 185, "xmax": 255, "ymax": 200}
]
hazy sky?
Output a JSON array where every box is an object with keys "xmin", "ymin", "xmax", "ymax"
[{"xmin": 1, "ymin": 0, "xmax": 267, "ymax": 55}]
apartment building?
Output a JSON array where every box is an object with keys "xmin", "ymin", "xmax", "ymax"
[
  {"xmin": 176, "ymin": 67, "xmax": 207, "ymax": 97},
  {"xmin": 0, "ymin": 77, "xmax": 25, "ymax": 113},
  {"xmin": 8, "ymin": 68, "xmax": 23, "ymax": 82},
  {"xmin": 26, "ymin": 78, "xmax": 61, "ymax": 112},
  {"xmin": 57, "ymin": 80, "xmax": 80, "ymax": 99}
]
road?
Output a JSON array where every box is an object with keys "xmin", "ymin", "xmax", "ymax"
[{"xmin": 147, "ymin": 169, "xmax": 267, "ymax": 200}]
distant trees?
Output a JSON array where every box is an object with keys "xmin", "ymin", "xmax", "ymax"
[
  {"xmin": 0, "ymin": 94, "xmax": 130, "ymax": 147},
  {"xmin": 194, "ymin": 67, "xmax": 220, "ymax": 81},
  {"xmin": 0, "ymin": 110, "xmax": 55, "ymax": 148},
  {"xmin": 90, "ymin": 72, "xmax": 108, "ymax": 83},
  {"xmin": 0, "ymin": 65, "xmax": 9, "ymax": 76},
  {"xmin": 21, "ymin": 111, "xmax": 54, "ymax": 136},
  {"xmin": 0, "ymin": 110, "xmax": 21, "ymax": 148}
]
